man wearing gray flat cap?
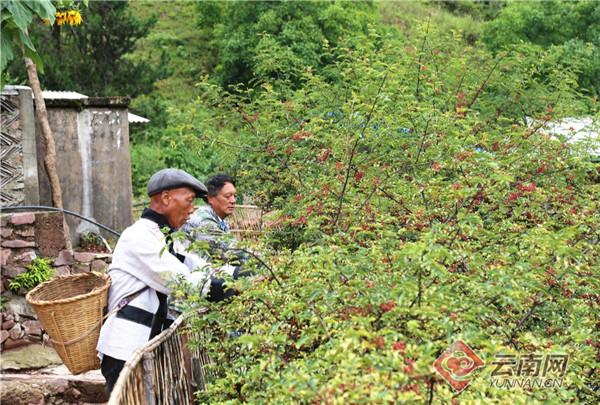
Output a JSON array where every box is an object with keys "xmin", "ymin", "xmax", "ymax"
[
  {"xmin": 146, "ymin": 168, "xmax": 208, "ymax": 199},
  {"xmin": 97, "ymin": 168, "xmax": 242, "ymax": 396}
]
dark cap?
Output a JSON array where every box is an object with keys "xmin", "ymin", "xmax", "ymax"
[{"xmin": 147, "ymin": 168, "xmax": 208, "ymax": 198}]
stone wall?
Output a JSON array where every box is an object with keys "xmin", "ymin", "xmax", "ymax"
[{"xmin": 0, "ymin": 211, "xmax": 112, "ymax": 352}]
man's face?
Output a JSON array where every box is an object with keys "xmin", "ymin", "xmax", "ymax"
[
  {"xmin": 207, "ymin": 182, "xmax": 237, "ymax": 220},
  {"xmin": 163, "ymin": 187, "xmax": 197, "ymax": 229}
]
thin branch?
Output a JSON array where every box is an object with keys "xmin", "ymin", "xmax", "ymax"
[
  {"xmin": 333, "ymin": 72, "xmax": 389, "ymax": 228},
  {"xmin": 199, "ymin": 133, "xmax": 264, "ymax": 153},
  {"xmin": 237, "ymin": 248, "xmax": 283, "ymax": 288},
  {"xmin": 415, "ymin": 17, "xmax": 431, "ymax": 99},
  {"xmin": 278, "ymin": 355, "xmax": 322, "ymax": 400}
]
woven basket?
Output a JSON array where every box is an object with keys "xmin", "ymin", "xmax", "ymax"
[{"xmin": 26, "ymin": 272, "xmax": 111, "ymax": 375}]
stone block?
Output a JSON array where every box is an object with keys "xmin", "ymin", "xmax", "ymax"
[
  {"xmin": 1, "ymin": 240, "xmax": 36, "ymax": 248},
  {"xmin": 0, "ymin": 248, "xmax": 10, "ymax": 266},
  {"xmin": 3, "ymin": 292, "xmax": 36, "ymax": 318},
  {"xmin": 9, "ymin": 324, "xmax": 22, "ymax": 340},
  {"xmin": 93, "ymin": 253, "xmax": 112, "ymax": 261},
  {"xmin": 2, "ymin": 265, "xmax": 27, "ymax": 278},
  {"xmin": 0, "ymin": 228, "xmax": 13, "ymax": 238},
  {"xmin": 73, "ymin": 252, "xmax": 95, "ymax": 263},
  {"xmin": 0, "ymin": 329, "xmax": 9, "ymax": 344},
  {"xmin": 72, "ymin": 263, "xmax": 89, "ymax": 274},
  {"xmin": 55, "ymin": 266, "xmax": 71, "ymax": 276},
  {"xmin": 13, "ymin": 249, "xmax": 36, "ymax": 263},
  {"xmin": 72, "ymin": 388, "xmax": 82, "ymax": 400},
  {"xmin": 3, "ymin": 337, "xmax": 28, "ymax": 350},
  {"xmin": 22, "ymin": 320, "xmax": 43, "ymax": 337},
  {"xmin": 90, "ymin": 259, "xmax": 108, "ymax": 273},
  {"xmin": 50, "ymin": 378, "xmax": 70, "ymax": 394},
  {"xmin": 53, "ymin": 250, "xmax": 74, "ymax": 266},
  {"xmin": 2, "ymin": 319, "xmax": 15, "ymax": 330},
  {"xmin": 11, "ymin": 213, "xmax": 35, "ymax": 225},
  {"xmin": 15, "ymin": 227, "xmax": 35, "ymax": 237}
]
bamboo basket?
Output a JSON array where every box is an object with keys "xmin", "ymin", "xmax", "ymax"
[{"xmin": 26, "ymin": 272, "xmax": 111, "ymax": 375}]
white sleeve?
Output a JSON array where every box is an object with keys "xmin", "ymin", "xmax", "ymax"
[{"xmin": 110, "ymin": 221, "xmax": 211, "ymax": 295}]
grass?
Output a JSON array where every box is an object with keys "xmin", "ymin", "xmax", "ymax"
[
  {"xmin": 125, "ymin": 1, "xmax": 485, "ymax": 109},
  {"xmin": 376, "ymin": 1, "xmax": 484, "ymax": 43},
  {"xmin": 128, "ymin": 0, "xmax": 213, "ymax": 106}
]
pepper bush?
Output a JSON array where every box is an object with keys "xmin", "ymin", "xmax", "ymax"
[{"xmin": 172, "ymin": 23, "xmax": 600, "ymax": 404}]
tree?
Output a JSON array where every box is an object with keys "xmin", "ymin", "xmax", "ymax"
[
  {"xmin": 6, "ymin": 0, "xmax": 161, "ymax": 98},
  {"xmin": 482, "ymin": 1, "xmax": 600, "ymax": 100},
  {"xmin": 1, "ymin": 0, "xmax": 56, "ymax": 88},
  {"xmin": 173, "ymin": 21, "xmax": 599, "ymax": 403},
  {"xmin": 195, "ymin": 0, "xmax": 379, "ymax": 89},
  {"xmin": 1, "ymin": 0, "xmax": 87, "ymax": 249}
]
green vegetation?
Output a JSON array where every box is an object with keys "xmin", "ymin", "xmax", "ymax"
[
  {"xmin": 195, "ymin": 0, "xmax": 379, "ymax": 89},
  {"xmin": 9, "ymin": 258, "xmax": 55, "ymax": 292},
  {"xmin": 128, "ymin": 0, "xmax": 209, "ymax": 105},
  {"xmin": 6, "ymin": 1, "xmax": 160, "ymax": 98},
  {"xmin": 4, "ymin": 2, "xmax": 600, "ymax": 402},
  {"xmin": 0, "ymin": 0, "xmax": 56, "ymax": 88},
  {"xmin": 171, "ymin": 15, "xmax": 599, "ymax": 403},
  {"xmin": 482, "ymin": 1, "xmax": 600, "ymax": 100}
]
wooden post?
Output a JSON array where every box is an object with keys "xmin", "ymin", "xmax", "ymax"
[
  {"xmin": 23, "ymin": 48, "xmax": 72, "ymax": 250},
  {"xmin": 142, "ymin": 352, "xmax": 156, "ymax": 405}
]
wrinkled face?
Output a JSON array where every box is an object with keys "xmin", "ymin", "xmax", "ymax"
[
  {"xmin": 207, "ymin": 182, "xmax": 237, "ymax": 220},
  {"xmin": 163, "ymin": 187, "xmax": 197, "ymax": 229}
]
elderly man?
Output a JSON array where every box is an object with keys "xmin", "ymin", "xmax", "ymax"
[
  {"xmin": 180, "ymin": 174, "xmax": 245, "ymax": 263},
  {"xmin": 182, "ymin": 174, "xmax": 237, "ymax": 236},
  {"xmin": 97, "ymin": 169, "xmax": 244, "ymax": 396}
]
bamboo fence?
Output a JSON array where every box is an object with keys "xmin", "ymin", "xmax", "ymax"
[
  {"xmin": 133, "ymin": 203, "xmax": 267, "ymax": 242},
  {"xmin": 107, "ymin": 312, "xmax": 213, "ymax": 405}
]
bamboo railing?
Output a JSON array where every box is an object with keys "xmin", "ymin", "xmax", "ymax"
[
  {"xmin": 133, "ymin": 204, "xmax": 267, "ymax": 242},
  {"xmin": 107, "ymin": 313, "xmax": 212, "ymax": 405}
]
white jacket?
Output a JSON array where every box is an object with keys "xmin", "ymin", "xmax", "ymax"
[{"xmin": 96, "ymin": 214, "xmax": 234, "ymax": 361}]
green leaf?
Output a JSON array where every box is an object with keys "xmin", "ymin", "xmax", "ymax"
[
  {"xmin": 5, "ymin": 0, "xmax": 34, "ymax": 31},
  {"xmin": 0, "ymin": 28, "xmax": 14, "ymax": 73},
  {"xmin": 23, "ymin": 43, "xmax": 44, "ymax": 74},
  {"xmin": 1, "ymin": 10, "xmax": 13, "ymax": 23},
  {"xmin": 23, "ymin": 0, "xmax": 55, "ymax": 23}
]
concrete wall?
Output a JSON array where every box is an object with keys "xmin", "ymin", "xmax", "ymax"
[
  {"xmin": 0, "ymin": 211, "xmax": 112, "ymax": 352},
  {"xmin": 1, "ymin": 86, "xmax": 134, "ymax": 244},
  {"xmin": 36, "ymin": 97, "xmax": 134, "ymax": 242}
]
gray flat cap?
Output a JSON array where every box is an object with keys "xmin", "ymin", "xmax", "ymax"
[{"xmin": 147, "ymin": 168, "xmax": 207, "ymax": 198}]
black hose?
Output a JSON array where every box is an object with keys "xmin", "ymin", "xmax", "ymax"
[{"xmin": 0, "ymin": 205, "xmax": 121, "ymax": 237}]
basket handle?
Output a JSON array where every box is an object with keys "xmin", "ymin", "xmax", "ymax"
[{"xmin": 50, "ymin": 310, "xmax": 68, "ymax": 355}]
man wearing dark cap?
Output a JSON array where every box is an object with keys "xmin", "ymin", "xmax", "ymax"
[{"xmin": 96, "ymin": 169, "xmax": 244, "ymax": 396}]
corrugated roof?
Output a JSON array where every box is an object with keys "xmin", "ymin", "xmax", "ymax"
[
  {"xmin": 40, "ymin": 90, "xmax": 88, "ymax": 99},
  {"xmin": 128, "ymin": 112, "xmax": 150, "ymax": 123}
]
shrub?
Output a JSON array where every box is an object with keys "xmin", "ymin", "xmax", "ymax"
[{"xmin": 174, "ymin": 21, "xmax": 600, "ymax": 404}]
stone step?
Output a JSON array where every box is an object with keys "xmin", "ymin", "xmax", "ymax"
[
  {"xmin": 1, "ymin": 371, "xmax": 108, "ymax": 405},
  {"xmin": 1, "ymin": 344, "xmax": 108, "ymax": 404}
]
